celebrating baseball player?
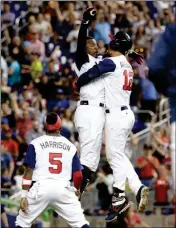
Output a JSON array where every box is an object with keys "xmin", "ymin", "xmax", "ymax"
[
  {"xmin": 75, "ymin": 14, "xmax": 149, "ymax": 221},
  {"xmin": 74, "ymin": 7, "xmax": 148, "ymax": 219},
  {"xmin": 15, "ymin": 112, "xmax": 90, "ymax": 228}
]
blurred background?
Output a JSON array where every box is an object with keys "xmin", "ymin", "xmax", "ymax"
[{"xmin": 1, "ymin": 1, "xmax": 175, "ymax": 227}]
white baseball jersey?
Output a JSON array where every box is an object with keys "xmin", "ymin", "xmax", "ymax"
[
  {"xmin": 24, "ymin": 135, "xmax": 81, "ymax": 184},
  {"xmin": 74, "ymin": 54, "xmax": 105, "ymax": 103},
  {"xmin": 103, "ymin": 55, "xmax": 133, "ymax": 108}
]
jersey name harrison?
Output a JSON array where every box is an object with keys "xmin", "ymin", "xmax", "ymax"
[
  {"xmin": 120, "ymin": 61, "xmax": 132, "ymax": 69},
  {"xmin": 40, "ymin": 141, "xmax": 71, "ymax": 151}
]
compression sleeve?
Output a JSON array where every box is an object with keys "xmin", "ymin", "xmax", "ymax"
[
  {"xmin": 75, "ymin": 23, "xmax": 89, "ymax": 70},
  {"xmin": 76, "ymin": 58, "xmax": 116, "ymax": 88},
  {"xmin": 72, "ymin": 152, "xmax": 83, "ymax": 189},
  {"xmin": 24, "ymin": 144, "xmax": 36, "ymax": 169}
]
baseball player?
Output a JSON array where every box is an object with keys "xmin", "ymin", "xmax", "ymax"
[
  {"xmin": 76, "ymin": 31, "xmax": 149, "ymax": 221},
  {"xmin": 74, "ymin": 7, "xmax": 105, "ymax": 195},
  {"xmin": 15, "ymin": 112, "xmax": 90, "ymax": 228},
  {"xmin": 74, "ymin": 8, "xmax": 145, "ymax": 204},
  {"xmin": 74, "ymin": 8, "xmax": 148, "ymax": 215}
]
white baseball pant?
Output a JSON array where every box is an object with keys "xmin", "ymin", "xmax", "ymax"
[
  {"xmin": 16, "ymin": 179, "xmax": 89, "ymax": 228},
  {"xmin": 105, "ymin": 106, "xmax": 141, "ymax": 192},
  {"xmin": 74, "ymin": 104, "xmax": 105, "ymax": 172}
]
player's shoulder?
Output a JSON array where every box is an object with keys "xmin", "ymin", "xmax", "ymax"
[
  {"xmin": 30, "ymin": 135, "xmax": 46, "ymax": 146},
  {"xmin": 59, "ymin": 135, "xmax": 77, "ymax": 153}
]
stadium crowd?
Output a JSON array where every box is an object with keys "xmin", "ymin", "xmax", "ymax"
[{"xmin": 1, "ymin": 1, "xmax": 175, "ymax": 227}]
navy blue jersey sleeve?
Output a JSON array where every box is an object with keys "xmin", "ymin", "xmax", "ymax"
[
  {"xmin": 76, "ymin": 59, "xmax": 116, "ymax": 88},
  {"xmin": 24, "ymin": 144, "xmax": 36, "ymax": 169},
  {"xmin": 75, "ymin": 23, "xmax": 89, "ymax": 70},
  {"xmin": 72, "ymin": 152, "xmax": 83, "ymax": 173}
]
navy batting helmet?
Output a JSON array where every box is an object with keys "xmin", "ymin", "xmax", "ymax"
[{"xmin": 109, "ymin": 31, "xmax": 132, "ymax": 54}]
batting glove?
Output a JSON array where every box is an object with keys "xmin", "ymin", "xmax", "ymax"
[
  {"xmin": 82, "ymin": 7, "xmax": 97, "ymax": 25},
  {"xmin": 128, "ymin": 50, "xmax": 144, "ymax": 65}
]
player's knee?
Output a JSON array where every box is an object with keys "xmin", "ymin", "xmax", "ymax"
[{"xmin": 81, "ymin": 224, "xmax": 90, "ymax": 228}]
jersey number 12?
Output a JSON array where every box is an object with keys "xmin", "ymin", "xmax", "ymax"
[
  {"xmin": 49, "ymin": 153, "xmax": 62, "ymax": 174},
  {"xmin": 123, "ymin": 70, "xmax": 133, "ymax": 91}
]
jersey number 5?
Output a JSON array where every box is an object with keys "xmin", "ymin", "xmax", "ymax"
[
  {"xmin": 123, "ymin": 70, "xmax": 133, "ymax": 91},
  {"xmin": 49, "ymin": 153, "xmax": 62, "ymax": 174}
]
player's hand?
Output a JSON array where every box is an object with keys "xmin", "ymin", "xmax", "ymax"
[
  {"xmin": 75, "ymin": 190, "xmax": 81, "ymax": 199},
  {"xmin": 128, "ymin": 50, "xmax": 144, "ymax": 65},
  {"xmin": 82, "ymin": 7, "xmax": 97, "ymax": 24},
  {"xmin": 20, "ymin": 197, "xmax": 28, "ymax": 214}
]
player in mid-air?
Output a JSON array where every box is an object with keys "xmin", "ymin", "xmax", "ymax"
[
  {"xmin": 15, "ymin": 112, "xmax": 90, "ymax": 228},
  {"xmin": 76, "ymin": 30, "xmax": 149, "ymax": 221},
  {"xmin": 74, "ymin": 7, "xmax": 148, "ymax": 219}
]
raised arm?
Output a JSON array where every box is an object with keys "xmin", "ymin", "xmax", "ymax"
[
  {"xmin": 76, "ymin": 58, "xmax": 116, "ymax": 88},
  {"xmin": 20, "ymin": 144, "xmax": 36, "ymax": 213},
  {"xmin": 75, "ymin": 8, "xmax": 96, "ymax": 70}
]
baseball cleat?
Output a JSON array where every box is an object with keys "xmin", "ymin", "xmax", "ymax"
[
  {"xmin": 136, "ymin": 185, "xmax": 149, "ymax": 213},
  {"xmin": 105, "ymin": 195, "xmax": 130, "ymax": 222}
]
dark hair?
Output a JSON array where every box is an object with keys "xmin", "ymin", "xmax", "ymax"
[
  {"xmin": 46, "ymin": 112, "xmax": 59, "ymax": 133},
  {"xmin": 86, "ymin": 36, "xmax": 94, "ymax": 40},
  {"xmin": 144, "ymin": 144, "xmax": 153, "ymax": 150},
  {"xmin": 46, "ymin": 112, "xmax": 58, "ymax": 125}
]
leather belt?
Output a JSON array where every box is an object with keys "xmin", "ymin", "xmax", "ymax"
[
  {"xmin": 80, "ymin": 100, "xmax": 105, "ymax": 107},
  {"xmin": 106, "ymin": 106, "xmax": 128, "ymax": 113}
]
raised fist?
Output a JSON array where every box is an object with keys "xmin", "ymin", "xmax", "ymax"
[
  {"xmin": 82, "ymin": 7, "xmax": 97, "ymax": 24},
  {"xmin": 128, "ymin": 50, "xmax": 144, "ymax": 65}
]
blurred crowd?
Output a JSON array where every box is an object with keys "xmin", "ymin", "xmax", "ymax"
[{"xmin": 1, "ymin": 1, "xmax": 175, "ymax": 227}]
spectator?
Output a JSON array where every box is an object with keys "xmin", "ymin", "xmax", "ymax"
[
  {"xmin": 62, "ymin": 109, "xmax": 74, "ymax": 133},
  {"xmin": 28, "ymin": 27, "xmax": 45, "ymax": 61},
  {"xmin": 1, "ymin": 168, "xmax": 12, "ymax": 198},
  {"xmin": 54, "ymin": 89, "xmax": 70, "ymax": 113},
  {"xmin": 1, "ymin": 2, "xmax": 15, "ymax": 25},
  {"xmin": 1, "ymin": 205, "xmax": 9, "ymax": 228},
  {"xmin": 1, "ymin": 145, "xmax": 14, "ymax": 179},
  {"xmin": 8, "ymin": 52, "xmax": 21, "ymax": 88},
  {"xmin": 1, "ymin": 102, "xmax": 16, "ymax": 129},
  {"xmin": 130, "ymin": 68, "xmax": 142, "ymax": 109},
  {"xmin": 24, "ymin": 120, "xmax": 44, "ymax": 145},
  {"xmin": 136, "ymin": 144, "xmax": 160, "ymax": 187},
  {"xmin": 66, "ymin": 20, "xmax": 81, "ymax": 54},
  {"xmin": 154, "ymin": 165, "xmax": 169, "ymax": 206},
  {"xmin": 124, "ymin": 203, "xmax": 150, "ymax": 228},
  {"xmin": 1, "ymin": 55, "xmax": 8, "ymax": 84},
  {"xmin": 94, "ymin": 9, "xmax": 111, "ymax": 44},
  {"xmin": 30, "ymin": 52, "xmax": 43, "ymax": 83},
  {"xmin": 140, "ymin": 69, "xmax": 158, "ymax": 114},
  {"xmin": 13, "ymin": 165, "xmax": 24, "ymax": 193},
  {"xmin": 1, "ymin": 129, "xmax": 19, "ymax": 160},
  {"xmin": 33, "ymin": 13, "xmax": 53, "ymax": 43},
  {"xmin": 8, "ymin": 36, "xmax": 22, "ymax": 62},
  {"xmin": 20, "ymin": 41, "xmax": 32, "ymax": 86}
]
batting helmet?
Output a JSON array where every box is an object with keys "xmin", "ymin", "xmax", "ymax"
[
  {"xmin": 109, "ymin": 31, "xmax": 132, "ymax": 54},
  {"xmin": 45, "ymin": 112, "xmax": 62, "ymax": 131}
]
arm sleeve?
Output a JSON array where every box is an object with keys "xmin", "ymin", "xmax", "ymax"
[
  {"xmin": 75, "ymin": 23, "xmax": 89, "ymax": 70},
  {"xmin": 72, "ymin": 152, "xmax": 83, "ymax": 173},
  {"xmin": 23, "ymin": 144, "xmax": 36, "ymax": 169},
  {"xmin": 76, "ymin": 58, "xmax": 116, "ymax": 88}
]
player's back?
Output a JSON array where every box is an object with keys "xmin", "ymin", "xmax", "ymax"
[
  {"xmin": 74, "ymin": 54, "xmax": 105, "ymax": 103},
  {"xmin": 103, "ymin": 55, "xmax": 133, "ymax": 108},
  {"xmin": 31, "ymin": 135, "xmax": 76, "ymax": 184}
]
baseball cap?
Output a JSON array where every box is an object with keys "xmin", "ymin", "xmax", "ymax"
[{"xmin": 1, "ymin": 118, "xmax": 9, "ymax": 125}]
